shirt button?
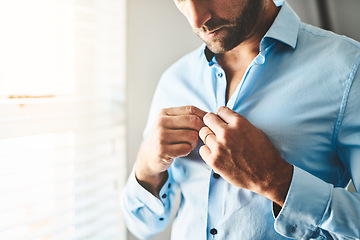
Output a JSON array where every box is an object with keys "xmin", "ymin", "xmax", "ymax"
[
  {"xmin": 217, "ymin": 72, "xmax": 223, "ymax": 78},
  {"xmin": 213, "ymin": 173, "xmax": 220, "ymax": 179},
  {"xmin": 159, "ymin": 217, "xmax": 164, "ymax": 221},
  {"xmin": 168, "ymin": 183, "xmax": 171, "ymax": 188},
  {"xmin": 210, "ymin": 228, "xmax": 218, "ymax": 235},
  {"xmin": 162, "ymin": 193, "xmax": 167, "ymax": 199},
  {"xmin": 290, "ymin": 224, "xmax": 297, "ymax": 233}
]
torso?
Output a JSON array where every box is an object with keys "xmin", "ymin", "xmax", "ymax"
[
  {"xmin": 216, "ymin": 50, "xmax": 258, "ymax": 103},
  {"xmin": 225, "ymin": 69, "xmax": 247, "ymax": 103}
]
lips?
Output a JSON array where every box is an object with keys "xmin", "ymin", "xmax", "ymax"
[{"xmin": 202, "ymin": 27, "xmax": 224, "ymax": 39}]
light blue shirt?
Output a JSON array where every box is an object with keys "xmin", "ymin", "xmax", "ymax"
[{"xmin": 121, "ymin": 2, "xmax": 360, "ymax": 239}]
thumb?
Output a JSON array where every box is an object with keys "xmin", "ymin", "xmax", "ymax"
[{"xmin": 216, "ymin": 106, "xmax": 242, "ymax": 124}]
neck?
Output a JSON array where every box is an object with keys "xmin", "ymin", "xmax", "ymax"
[{"xmin": 217, "ymin": 1, "xmax": 280, "ymax": 73}]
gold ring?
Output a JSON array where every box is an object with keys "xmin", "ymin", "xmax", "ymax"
[{"xmin": 203, "ymin": 132, "xmax": 214, "ymax": 145}]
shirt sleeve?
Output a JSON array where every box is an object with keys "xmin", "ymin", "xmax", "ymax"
[
  {"xmin": 274, "ymin": 58, "xmax": 360, "ymax": 239},
  {"xmin": 120, "ymin": 166, "xmax": 177, "ymax": 240},
  {"xmin": 120, "ymin": 73, "xmax": 179, "ymax": 239}
]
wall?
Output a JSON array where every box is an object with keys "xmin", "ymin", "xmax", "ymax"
[
  {"xmin": 286, "ymin": 0, "xmax": 360, "ymax": 42},
  {"xmin": 126, "ymin": 1, "xmax": 201, "ymax": 240},
  {"xmin": 126, "ymin": 1, "xmax": 360, "ymax": 239},
  {"xmin": 126, "ymin": 1, "xmax": 201, "ymax": 177}
]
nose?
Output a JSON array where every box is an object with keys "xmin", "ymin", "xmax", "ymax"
[{"xmin": 185, "ymin": 0, "xmax": 212, "ymax": 29}]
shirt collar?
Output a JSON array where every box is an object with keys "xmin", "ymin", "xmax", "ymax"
[
  {"xmin": 201, "ymin": 1, "xmax": 300, "ymax": 63},
  {"xmin": 262, "ymin": 2, "xmax": 300, "ymax": 50}
]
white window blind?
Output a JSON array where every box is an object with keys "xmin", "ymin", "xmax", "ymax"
[{"xmin": 0, "ymin": 0, "xmax": 126, "ymax": 239}]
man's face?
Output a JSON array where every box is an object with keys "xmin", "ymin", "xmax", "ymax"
[{"xmin": 175, "ymin": 0, "xmax": 265, "ymax": 54}]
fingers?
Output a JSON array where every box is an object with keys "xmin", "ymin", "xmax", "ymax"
[
  {"xmin": 157, "ymin": 106, "xmax": 207, "ymax": 131},
  {"xmin": 203, "ymin": 112, "xmax": 227, "ymax": 135},
  {"xmin": 160, "ymin": 115, "xmax": 204, "ymax": 131},
  {"xmin": 199, "ymin": 127, "xmax": 216, "ymax": 149},
  {"xmin": 216, "ymin": 106, "xmax": 243, "ymax": 125},
  {"xmin": 162, "ymin": 143, "xmax": 193, "ymax": 159},
  {"xmin": 161, "ymin": 105, "xmax": 207, "ymax": 120},
  {"xmin": 203, "ymin": 132, "xmax": 214, "ymax": 145},
  {"xmin": 203, "ymin": 106, "xmax": 246, "ymax": 135},
  {"xmin": 199, "ymin": 145, "xmax": 211, "ymax": 161},
  {"xmin": 149, "ymin": 106, "xmax": 207, "ymax": 163},
  {"xmin": 135, "ymin": 106, "xmax": 207, "ymax": 189},
  {"xmin": 160, "ymin": 129, "xmax": 199, "ymax": 149}
]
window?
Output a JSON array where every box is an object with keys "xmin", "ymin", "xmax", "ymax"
[{"xmin": 0, "ymin": 0, "xmax": 126, "ymax": 239}]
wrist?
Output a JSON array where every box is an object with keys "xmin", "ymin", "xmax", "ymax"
[
  {"xmin": 265, "ymin": 163, "xmax": 293, "ymax": 207},
  {"xmin": 135, "ymin": 160, "xmax": 168, "ymax": 198},
  {"xmin": 135, "ymin": 170, "xmax": 168, "ymax": 199}
]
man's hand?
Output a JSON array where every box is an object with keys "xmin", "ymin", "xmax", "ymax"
[
  {"xmin": 135, "ymin": 106, "xmax": 207, "ymax": 198},
  {"xmin": 199, "ymin": 106, "xmax": 293, "ymax": 206}
]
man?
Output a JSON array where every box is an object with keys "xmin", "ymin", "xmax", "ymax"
[{"xmin": 122, "ymin": 0, "xmax": 360, "ymax": 239}]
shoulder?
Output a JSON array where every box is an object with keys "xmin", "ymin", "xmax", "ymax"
[
  {"xmin": 298, "ymin": 23, "xmax": 360, "ymax": 56},
  {"xmin": 295, "ymin": 23, "xmax": 360, "ymax": 76}
]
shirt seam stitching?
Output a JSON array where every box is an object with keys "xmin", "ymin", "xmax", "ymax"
[
  {"xmin": 298, "ymin": 25, "xmax": 360, "ymax": 50},
  {"xmin": 332, "ymin": 55, "xmax": 360, "ymax": 148}
]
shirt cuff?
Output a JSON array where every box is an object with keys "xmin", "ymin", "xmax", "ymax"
[
  {"xmin": 274, "ymin": 166, "xmax": 333, "ymax": 239},
  {"xmin": 126, "ymin": 167, "xmax": 173, "ymax": 216}
]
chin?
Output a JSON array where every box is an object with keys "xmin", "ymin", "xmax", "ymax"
[
  {"xmin": 207, "ymin": 43, "xmax": 236, "ymax": 54},
  {"xmin": 205, "ymin": 42, "xmax": 228, "ymax": 54},
  {"xmin": 204, "ymin": 36, "xmax": 241, "ymax": 54}
]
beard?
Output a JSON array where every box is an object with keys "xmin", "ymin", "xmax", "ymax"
[{"xmin": 194, "ymin": 0, "xmax": 264, "ymax": 54}]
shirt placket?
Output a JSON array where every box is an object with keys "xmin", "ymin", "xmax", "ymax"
[
  {"xmin": 214, "ymin": 66, "xmax": 227, "ymax": 109},
  {"xmin": 205, "ymin": 46, "xmax": 273, "ymax": 239},
  {"xmin": 206, "ymin": 170, "xmax": 225, "ymax": 239}
]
